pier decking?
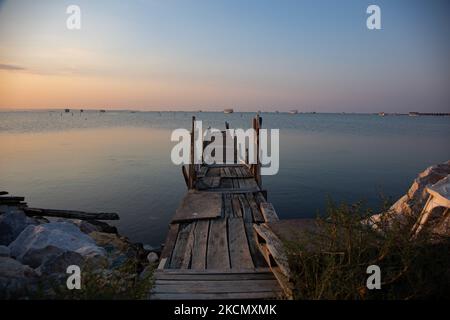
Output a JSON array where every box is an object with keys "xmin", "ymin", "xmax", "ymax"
[{"xmin": 150, "ymin": 116, "xmax": 286, "ymax": 300}]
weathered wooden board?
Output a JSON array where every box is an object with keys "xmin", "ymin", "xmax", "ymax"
[
  {"xmin": 207, "ymin": 218, "xmax": 230, "ymax": 269},
  {"xmin": 231, "ymin": 196, "xmax": 243, "ymax": 218},
  {"xmin": 253, "ymin": 224, "xmax": 290, "ymax": 277},
  {"xmin": 238, "ymin": 194, "xmax": 253, "ymax": 223},
  {"xmin": 160, "ymin": 223, "xmax": 180, "ymax": 261},
  {"xmin": 223, "ymin": 193, "xmax": 233, "ymax": 218},
  {"xmin": 150, "ymin": 291, "xmax": 282, "ymax": 300},
  {"xmin": 219, "ymin": 178, "xmax": 233, "ymax": 189},
  {"xmin": 152, "ymin": 279, "xmax": 279, "ymax": 293},
  {"xmin": 200, "ymin": 176, "xmax": 221, "ymax": 189},
  {"xmin": 154, "ymin": 271, "xmax": 273, "ymax": 281},
  {"xmin": 172, "ymin": 191, "xmax": 222, "ymax": 223},
  {"xmin": 254, "ymin": 191, "xmax": 267, "ymax": 205},
  {"xmin": 155, "ymin": 267, "xmax": 271, "ymax": 274},
  {"xmin": 245, "ymin": 193, "xmax": 265, "ymax": 223},
  {"xmin": 228, "ymin": 218, "xmax": 254, "ymax": 269},
  {"xmin": 169, "ymin": 223, "xmax": 195, "ymax": 269},
  {"xmin": 260, "ymin": 202, "xmax": 279, "ymax": 223},
  {"xmin": 206, "ymin": 167, "xmax": 221, "ymax": 177},
  {"xmin": 197, "ymin": 166, "xmax": 209, "ymax": 178},
  {"xmin": 191, "ymin": 220, "xmax": 210, "ymax": 270},
  {"xmin": 24, "ymin": 208, "xmax": 119, "ymax": 220}
]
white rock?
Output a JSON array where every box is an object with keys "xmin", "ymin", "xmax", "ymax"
[
  {"xmin": 8, "ymin": 222, "xmax": 106, "ymax": 263},
  {"xmin": 147, "ymin": 252, "xmax": 158, "ymax": 264}
]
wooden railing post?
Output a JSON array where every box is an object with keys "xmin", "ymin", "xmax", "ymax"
[
  {"xmin": 189, "ymin": 116, "xmax": 196, "ymax": 189},
  {"xmin": 255, "ymin": 115, "xmax": 262, "ymax": 187}
]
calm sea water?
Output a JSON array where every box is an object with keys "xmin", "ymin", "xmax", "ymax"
[{"xmin": 1, "ymin": 110, "xmax": 449, "ymax": 246}]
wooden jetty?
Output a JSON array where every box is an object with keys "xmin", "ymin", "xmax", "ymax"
[{"xmin": 150, "ymin": 115, "xmax": 292, "ymax": 300}]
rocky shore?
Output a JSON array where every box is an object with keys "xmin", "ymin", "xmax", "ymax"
[
  {"xmin": 371, "ymin": 160, "xmax": 450, "ymax": 237},
  {"xmin": 0, "ymin": 201, "xmax": 159, "ymax": 299}
]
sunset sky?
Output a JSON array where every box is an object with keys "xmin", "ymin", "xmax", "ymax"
[{"xmin": 0, "ymin": 0, "xmax": 449, "ymax": 112}]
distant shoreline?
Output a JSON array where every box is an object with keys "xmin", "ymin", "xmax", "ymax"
[{"xmin": 0, "ymin": 109, "xmax": 449, "ymax": 116}]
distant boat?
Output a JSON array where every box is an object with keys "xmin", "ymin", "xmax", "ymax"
[
  {"xmin": 100, "ymin": 110, "xmax": 106, "ymax": 113},
  {"xmin": 65, "ymin": 108, "xmax": 70, "ymax": 113},
  {"xmin": 224, "ymin": 108, "xmax": 234, "ymax": 114},
  {"xmin": 80, "ymin": 109, "xmax": 84, "ymax": 113},
  {"xmin": 379, "ymin": 112, "xmax": 386, "ymax": 117},
  {"xmin": 409, "ymin": 112, "xmax": 419, "ymax": 117},
  {"xmin": 288, "ymin": 110, "xmax": 298, "ymax": 115}
]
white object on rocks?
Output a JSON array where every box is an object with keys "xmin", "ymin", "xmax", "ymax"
[{"xmin": 147, "ymin": 252, "xmax": 158, "ymax": 264}]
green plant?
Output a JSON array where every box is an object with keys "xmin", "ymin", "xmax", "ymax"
[{"xmin": 285, "ymin": 200, "xmax": 450, "ymax": 300}]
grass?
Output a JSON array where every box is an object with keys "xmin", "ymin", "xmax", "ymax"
[
  {"xmin": 19, "ymin": 257, "xmax": 156, "ymax": 300},
  {"xmin": 284, "ymin": 200, "xmax": 450, "ymax": 300}
]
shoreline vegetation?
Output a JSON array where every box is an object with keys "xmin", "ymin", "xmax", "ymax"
[{"xmin": 1, "ymin": 161, "xmax": 449, "ymax": 299}]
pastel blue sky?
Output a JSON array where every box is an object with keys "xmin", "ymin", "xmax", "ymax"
[{"xmin": 0, "ymin": 0, "xmax": 449, "ymax": 112}]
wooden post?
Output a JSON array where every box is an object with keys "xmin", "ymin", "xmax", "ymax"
[
  {"xmin": 255, "ymin": 115, "xmax": 262, "ymax": 187},
  {"xmin": 189, "ymin": 116, "xmax": 196, "ymax": 189}
]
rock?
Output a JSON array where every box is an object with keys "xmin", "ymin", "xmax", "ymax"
[
  {"xmin": 8, "ymin": 222, "xmax": 106, "ymax": 263},
  {"xmin": 89, "ymin": 231, "xmax": 129, "ymax": 252},
  {"xmin": 0, "ymin": 245, "xmax": 10, "ymax": 257},
  {"xmin": 37, "ymin": 251, "xmax": 84, "ymax": 276},
  {"xmin": 147, "ymin": 252, "xmax": 158, "ymax": 264},
  {"xmin": 0, "ymin": 209, "xmax": 31, "ymax": 245},
  {"xmin": 71, "ymin": 219, "xmax": 99, "ymax": 234},
  {"xmin": 0, "ymin": 256, "xmax": 37, "ymax": 286},
  {"xmin": 371, "ymin": 161, "xmax": 450, "ymax": 236},
  {"xmin": 399, "ymin": 161, "xmax": 450, "ymax": 216},
  {"xmin": 143, "ymin": 244, "xmax": 156, "ymax": 251},
  {"xmin": 0, "ymin": 262, "xmax": 38, "ymax": 298},
  {"xmin": 88, "ymin": 220, "xmax": 118, "ymax": 234},
  {"xmin": 21, "ymin": 245, "xmax": 65, "ymax": 268}
]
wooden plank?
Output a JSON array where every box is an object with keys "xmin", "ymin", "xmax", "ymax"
[
  {"xmin": 172, "ymin": 191, "xmax": 222, "ymax": 223},
  {"xmin": 207, "ymin": 218, "xmax": 230, "ymax": 270},
  {"xmin": 152, "ymin": 279, "xmax": 279, "ymax": 293},
  {"xmin": 207, "ymin": 167, "xmax": 221, "ymax": 177},
  {"xmin": 228, "ymin": 218, "xmax": 254, "ymax": 269},
  {"xmin": 150, "ymin": 291, "xmax": 282, "ymax": 300},
  {"xmin": 197, "ymin": 166, "xmax": 208, "ymax": 178},
  {"xmin": 24, "ymin": 208, "xmax": 119, "ymax": 220},
  {"xmin": 0, "ymin": 196, "xmax": 25, "ymax": 202},
  {"xmin": 154, "ymin": 267, "xmax": 271, "ymax": 274},
  {"xmin": 245, "ymin": 193, "xmax": 265, "ymax": 223},
  {"xmin": 154, "ymin": 272, "xmax": 274, "ymax": 281},
  {"xmin": 160, "ymin": 223, "xmax": 180, "ymax": 260},
  {"xmin": 238, "ymin": 194, "xmax": 253, "ymax": 223},
  {"xmin": 244, "ymin": 222, "xmax": 268, "ymax": 268},
  {"xmin": 220, "ymin": 178, "xmax": 233, "ymax": 189},
  {"xmin": 231, "ymin": 196, "xmax": 243, "ymax": 218},
  {"xmin": 191, "ymin": 220, "xmax": 210, "ymax": 270},
  {"xmin": 223, "ymin": 193, "xmax": 233, "ymax": 218},
  {"xmin": 199, "ymin": 176, "xmax": 221, "ymax": 189},
  {"xmin": 169, "ymin": 223, "xmax": 195, "ymax": 269},
  {"xmin": 254, "ymin": 224, "xmax": 290, "ymax": 277},
  {"xmin": 254, "ymin": 191, "xmax": 267, "ymax": 205},
  {"xmin": 235, "ymin": 166, "xmax": 244, "ymax": 178},
  {"xmin": 260, "ymin": 202, "xmax": 279, "ymax": 222}
]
